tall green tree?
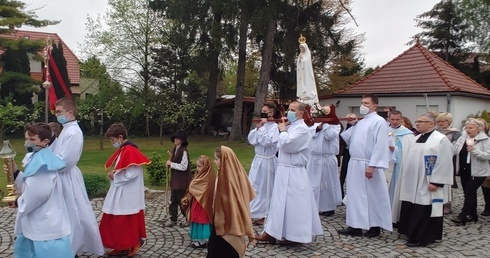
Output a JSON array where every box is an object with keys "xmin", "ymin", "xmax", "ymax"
[
  {"xmin": 0, "ymin": 0, "xmax": 58, "ymax": 105},
  {"xmin": 84, "ymin": 0, "xmax": 165, "ymax": 137},
  {"xmin": 412, "ymin": 0, "xmax": 469, "ymax": 63},
  {"xmin": 412, "ymin": 0, "xmax": 487, "ymax": 86},
  {"xmin": 78, "ymin": 56, "xmax": 124, "ymax": 149},
  {"xmin": 456, "ymin": 0, "xmax": 490, "ymax": 54},
  {"xmin": 150, "ymin": 0, "xmax": 241, "ymax": 135},
  {"xmin": 0, "ymin": 47, "xmax": 35, "ymax": 107}
]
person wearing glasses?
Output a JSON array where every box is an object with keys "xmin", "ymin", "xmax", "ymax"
[
  {"xmin": 436, "ymin": 112, "xmax": 462, "ymax": 215},
  {"xmin": 397, "ymin": 114, "xmax": 453, "ymax": 247}
]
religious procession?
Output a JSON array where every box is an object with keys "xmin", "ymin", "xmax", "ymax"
[{"xmin": 1, "ymin": 30, "xmax": 489, "ymax": 258}]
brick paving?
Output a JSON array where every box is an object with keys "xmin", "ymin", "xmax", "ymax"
[{"xmin": 1, "ymin": 187, "xmax": 489, "ymax": 257}]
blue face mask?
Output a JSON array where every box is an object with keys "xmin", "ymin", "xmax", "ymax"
[
  {"xmin": 113, "ymin": 141, "xmax": 121, "ymax": 148},
  {"xmin": 57, "ymin": 115, "xmax": 69, "ymax": 124},
  {"xmin": 287, "ymin": 111, "xmax": 297, "ymax": 123}
]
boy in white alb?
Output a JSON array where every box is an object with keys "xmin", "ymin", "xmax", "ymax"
[
  {"xmin": 13, "ymin": 123, "xmax": 73, "ymax": 258},
  {"xmin": 51, "ymin": 97, "xmax": 104, "ymax": 255}
]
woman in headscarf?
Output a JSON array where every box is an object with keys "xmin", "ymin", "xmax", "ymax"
[
  {"xmin": 207, "ymin": 146, "xmax": 256, "ymax": 258},
  {"xmin": 182, "ymin": 155, "xmax": 215, "ymax": 248}
]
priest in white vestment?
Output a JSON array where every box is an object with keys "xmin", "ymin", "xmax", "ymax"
[
  {"xmin": 248, "ymin": 102, "xmax": 280, "ymax": 224},
  {"xmin": 386, "ymin": 110, "xmax": 414, "ymax": 223},
  {"xmin": 397, "ymin": 114, "xmax": 453, "ymax": 247},
  {"xmin": 255, "ymin": 101, "xmax": 323, "ymax": 244},
  {"xmin": 51, "ymin": 98, "xmax": 104, "ymax": 255},
  {"xmin": 306, "ymin": 121, "xmax": 342, "ymax": 215},
  {"xmin": 339, "ymin": 94, "xmax": 392, "ymax": 238}
]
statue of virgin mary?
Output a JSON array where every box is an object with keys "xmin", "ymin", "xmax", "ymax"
[{"xmin": 296, "ymin": 34, "xmax": 319, "ymax": 105}]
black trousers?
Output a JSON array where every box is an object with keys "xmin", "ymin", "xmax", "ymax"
[
  {"xmin": 482, "ymin": 187, "xmax": 490, "ymax": 212},
  {"xmin": 339, "ymin": 151, "xmax": 350, "ymax": 198},
  {"xmin": 170, "ymin": 189, "xmax": 186, "ymax": 222},
  {"xmin": 459, "ymin": 169, "xmax": 485, "ymax": 218}
]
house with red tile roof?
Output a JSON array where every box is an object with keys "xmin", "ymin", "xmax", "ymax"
[
  {"xmin": 0, "ymin": 29, "xmax": 96, "ymax": 100},
  {"xmin": 319, "ymin": 40, "xmax": 490, "ymax": 129}
]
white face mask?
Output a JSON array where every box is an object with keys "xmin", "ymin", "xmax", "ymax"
[{"xmin": 359, "ymin": 104, "xmax": 370, "ymax": 115}]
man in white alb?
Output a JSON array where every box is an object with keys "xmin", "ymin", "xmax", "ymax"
[
  {"xmin": 338, "ymin": 94, "xmax": 392, "ymax": 238},
  {"xmin": 248, "ymin": 102, "xmax": 280, "ymax": 225}
]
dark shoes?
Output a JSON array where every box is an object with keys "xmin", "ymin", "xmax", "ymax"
[
  {"xmin": 451, "ymin": 215, "xmax": 478, "ymax": 226},
  {"xmin": 338, "ymin": 227, "xmax": 362, "ymax": 237},
  {"xmin": 481, "ymin": 210, "xmax": 490, "ymax": 216},
  {"xmin": 363, "ymin": 227, "xmax": 380, "ymax": 238},
  {"xmin": 406, "ymin": 240, "xmax": 428, "ymax": 247},
  {"xmin": 320, "ymin": 210, "xmax": 335, "ymax": 217}
]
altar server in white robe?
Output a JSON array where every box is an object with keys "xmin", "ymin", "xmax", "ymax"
[
  {"xmin": 51, "ymin": 98, "xmax": 104, "ymax": 255},
  {"xmin": 14, "ymin": 123, "xmax": 73, "ymax": 258},
  {"xmin": 248, "ymin": 102, "xmax": 280, "ymax": 224},
  {"xmin": 255, "ymin": 101, "xmax": 322, "ymax": 244},
  {"xmin": 386, "ymin": 110, "xmax": 414, "ymax": 222},
  {"xmin": 338, "ymin": 94, "xmax": 392, "ymax": 238},
  {"xmin": 397, "ymin": 114, "xmax": 453, "ymax": 247},
  {"xmin": 306, "ymin": 117, "xmax": 342, "ymax": 216}
]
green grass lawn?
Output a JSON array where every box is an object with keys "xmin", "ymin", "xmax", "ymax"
[{"xmin": 0, "ymin": 135, "xmax": 254, "ymax": 195}]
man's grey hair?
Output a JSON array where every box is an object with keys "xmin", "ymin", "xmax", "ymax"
[{"xmin": 419, "ymin": 113, "xmax": 436, "ymax": 123}]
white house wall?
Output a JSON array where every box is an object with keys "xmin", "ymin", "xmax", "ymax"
[
  {"xmin": 322, "ymin": 95, "xmax": 490, "ymax": 130},
  {"xmin": 450, "ymin": 96, "xmax": 490, "ymax": 129},
  {"xmin": 321, "ymin": 96, "xmax": 446, "ymax": 128}
]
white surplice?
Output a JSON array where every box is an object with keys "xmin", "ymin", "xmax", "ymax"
[
  {"xmin": 102, "ymin": 164, "xmax": 145, "ymax": 215},
  {"xmin": 398, "ymin": 130, "xmax": 453, "ymax": 216},
  {"xmin": 51, "ymin": 120, "xmax": 104, "ymax": 255},
  {"xmin": 340, "ymin": 112, "xmax": 392, "ymax": 231},
  {"xmin": 248, "ymin": 122, "xmax": 279, "ymax": 219},
  {"xmin": 264, "ymin": 119, "xmax": 323, "ymax": 243},
  {"xmin": 306, "ymin": 123, "xmax": 342, "ymax": 212}
]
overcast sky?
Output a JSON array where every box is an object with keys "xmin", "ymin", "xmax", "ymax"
[{"xmin": 25, "ymin": 0, "xmax": 440, "ymax": 68}]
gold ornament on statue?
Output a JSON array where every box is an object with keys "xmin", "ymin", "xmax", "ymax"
[
  {"xmin": 0, "ymin": 140, "xmax": 17, "ymax": 203},
  {"xmin": 298, "ymin": 34, "xmax": 307, "ymax": 44}
]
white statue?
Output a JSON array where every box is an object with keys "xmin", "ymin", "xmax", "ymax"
[{"xmin": 296, "ymin": 35, "xmax": 319, "ymax": 106}]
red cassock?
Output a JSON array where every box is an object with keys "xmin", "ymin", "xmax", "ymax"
[{"xmin": 100, "ymin": 144, "xmax": 150, "ymax": 250}]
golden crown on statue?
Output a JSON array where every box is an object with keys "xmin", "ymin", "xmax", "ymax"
[{"xmin": 298, "ymin": 34, "xmax": 307, "ymax": 44}]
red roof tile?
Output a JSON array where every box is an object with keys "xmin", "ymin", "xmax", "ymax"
[
  {"xmin": 334, "ymin": 41, "xmax": 490, "ymax": 96},
  {"xmin": 0, "ymin": 30, "xmax": 80, "ymax": 85}
]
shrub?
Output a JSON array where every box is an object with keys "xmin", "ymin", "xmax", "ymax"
[
  {"xmin": 147, "ymin": 152, "xmax": 167, "ymax": 186},
  {"xmin": 83, "ymin": 173, "xmax": 110, "ymax": 199}
]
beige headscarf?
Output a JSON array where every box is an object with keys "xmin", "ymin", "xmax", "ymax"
[
  {"xmin": 214, "ymin": 146, "xmax": 256, "ymax": 256},
  {"xmin": 184, "ymin": 155, "xmax": 215, "ymax": 221}
]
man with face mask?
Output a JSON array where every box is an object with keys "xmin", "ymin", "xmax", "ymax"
[
  {"xmin": 338, "ymin": 94, "xmax": 392, "ymax": 238},
  {"xmin": 248, "ymin": 102, "xmax": 280, "ymax": 225},
  {"xmin": 255, "ymin": 101, "xmax": 323, "ymax": 245}
]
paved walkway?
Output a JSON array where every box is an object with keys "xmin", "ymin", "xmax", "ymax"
[{"xmin": 1, "ymin": 187, "xmax": 489, "ymax": 257}]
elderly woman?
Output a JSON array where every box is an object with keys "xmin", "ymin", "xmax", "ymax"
[
  {"xmin": 436, "ymin": 112, "xmax": 462, "ymax": 214},
  {"xmin": 451, "ymin": 118, "xmax": 490, "ymax": 225}
]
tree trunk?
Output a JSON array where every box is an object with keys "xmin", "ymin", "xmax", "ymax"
[
  {"xmin": 99, "ymin": 109, "xmax": 104, "ymax": 150},
  {"xmin": 159, "ymin": 123, "xmax": 163, "ymax": 145},
  {"xmin": 254, "ymin": 17, "xmax": 277, "ymax": 120},
  {"xmin": 228, "ymin": 8, "xmax": 248, "ymax": 142}
]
